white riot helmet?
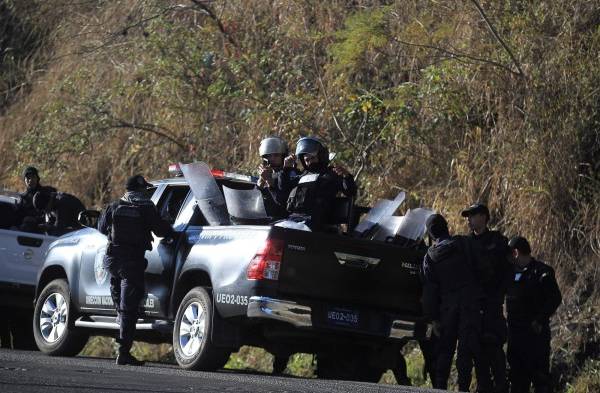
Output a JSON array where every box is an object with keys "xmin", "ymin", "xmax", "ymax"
[{"xmin": 259, "ymin": 136, "xmax": 288, "ymax": 157}]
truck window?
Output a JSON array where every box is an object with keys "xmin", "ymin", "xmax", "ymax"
[
  {"xmin": 157, "ymin": 185, "xmax": 190, "ymax": 225},
  {"xmin": 173, "ymin": 193, "xmax": 208, "ymax": 230}
]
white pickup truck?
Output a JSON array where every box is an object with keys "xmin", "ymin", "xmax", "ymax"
[{"xmin": 0, "ymin": 194, "xmax": 58, "ymax": 349}]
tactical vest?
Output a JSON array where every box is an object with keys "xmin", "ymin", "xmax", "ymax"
[
  {"xmin": 111, "ymin": 203, "xmax": 146, "ymax": 248},
  {"xmin": 506, "ymin": 260, "xmax": 554, "ymax": 324},
  {"xmin": 286, "ymin": 173, "xmax": 321, "ymax": 214}
]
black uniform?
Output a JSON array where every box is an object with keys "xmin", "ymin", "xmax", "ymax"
[
  {"xmin": 259, "ymin": 168, "xmax": 295, "ymax": 219},
  {"xmin": 44, "ymin": 192, "xmax": 86, "ymax": 236},
  {"xmin": 506, "ymin": 258, "xmax": 562, "ymax": 393},
  {"xmin": 422, "ymin": 235, "xmax": 486, "ymax": 391},
  {"xmin": 98, "ymin": 192, "xmax": 173, "ymax": 355},
  {"xmin": 277, "ymin": 166, "xmax": 357, "ymax": 230},
  {"xmin": 0, "ymin": 202, "xmax": 19, "ymax": 229},
  {"xmin": 470, "ymin": 229, "xmax": 511, "ymax": 392},
  {"xmin": 17, "ymin": 184, "xmax": 56, "ymax": 227}
]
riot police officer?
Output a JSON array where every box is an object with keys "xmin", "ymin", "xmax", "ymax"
[
  {"xmin": 506, "ymin": 236, "xmax": 562, "ymax": 393},
  {"xmin": 17, "ymin": 166, "xmax": 56, "ymax": 228},
  {"xmin": 422, "ymin": 213, "xmax": 487, "ymax": 391},
  {"xmin": 276, "ymin": 137, "xmax": 356, "ymax": 230},
  {"xmin": 33, "ymin": 191, "xmax": 86, "ymax": 235},
  {"xmin": 256, "ymin": 136, "xmax": 294, "ymax": 219},
  {"xmin": 462, "ymin": 202, "xmax": 511, "ymax": 393},
  {"xmin": 98, "ymin": 175, "xmax": 174, "ymax": 365}
]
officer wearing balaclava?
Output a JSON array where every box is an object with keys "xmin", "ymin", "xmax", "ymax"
[
  {"xmin": 421, "ymin": 213, "xmax": 489, "ymax": 391},
  {"xmin": 17, "ymin": 166, "xmax": 57, "ymax": 229}
]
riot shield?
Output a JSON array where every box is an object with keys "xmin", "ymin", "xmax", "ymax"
[
  {"xmin": 352, "ymin": 191, "xmax": 406, "ymax": 238},
  {"xmin": 179, "ymin": 162, "xmax": 230, "ymax": 226},
  {"xmin": 222, "ymin": 186, "xmax": 268, "ymax": 221},
  {"xmin": 395, "ymin": 208, "xmax": 435, "ymax": 240}
]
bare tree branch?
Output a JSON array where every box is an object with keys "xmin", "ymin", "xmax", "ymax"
[
  {"xmin": 108, "ymin": 120, "xmax": 187, "ymax": 151},
  {"xmin": 85, "ymin": 104, "xmax": 187, "ymax": 151},
  {"xmin": 190, "ymin": 0, "xmax": 238, "ymax": 48},
  {"xmin": 392, "ymin": 37, "xmax": 522, "ymax": 76},
  {"xmin": 469, "ymin": 0, "xmax": 525, "ymax": 77}
]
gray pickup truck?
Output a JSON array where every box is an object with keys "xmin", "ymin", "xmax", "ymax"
[
  {"xmin": 0, "ymin": 194, "xmax": 59, "ymax": 349},
  {"xmin": 32, "ymin": 162, "xmax": 430, "ymax": 381}
]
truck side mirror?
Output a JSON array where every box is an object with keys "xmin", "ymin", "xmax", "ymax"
[{"xmin": 78, "ymin": 209, "xmax": 100, "ymax": 228}]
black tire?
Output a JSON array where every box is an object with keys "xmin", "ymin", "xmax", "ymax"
[
  {"xmin": 172, "ymin": 287, "xmax": 230, "ymax": 370},
  {"xmin": 11, "ymin": 309, "xmax": 37, "ymax": 350},
  {"xmin": 33, "ymin": 279, "xmax": 89, "ymax": 356},
  {"xmin": 0, "ymin": 308, "xmax": 13, "ymax": 349},
  {"xmin": 273, "ymin": 354, "xmax": 289, "ymax": 375}
]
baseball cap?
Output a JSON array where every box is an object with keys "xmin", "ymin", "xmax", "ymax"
[
  {"xmin": 461, "ymin": 202, "xmax": 490, "ymax": 218},
  {"xmin": 125, "ymin": 175, "xmax": 153, "ymax": 191}
]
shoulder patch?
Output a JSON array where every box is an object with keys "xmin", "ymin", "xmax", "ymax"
[{"xmin": 298, "ymin": 173, "xmax": 319, "ymax": 184}]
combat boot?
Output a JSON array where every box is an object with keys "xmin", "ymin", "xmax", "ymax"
[{"xmin": 116, "ymin": 352, "xmax": 145, "ymax": 366}]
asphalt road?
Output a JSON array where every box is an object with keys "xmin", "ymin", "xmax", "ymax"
[{"xmin": 0, "ymin": 349, "xmax": 443, "ymax": 393}]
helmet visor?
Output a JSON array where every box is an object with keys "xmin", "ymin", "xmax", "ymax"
[
  {"xmin": 259, "ymin": 137, "xmax": 287, "ymax": 157},
  {"xmin": 295, "ymin": 138, "xmax": 321, "ymax": 156}
]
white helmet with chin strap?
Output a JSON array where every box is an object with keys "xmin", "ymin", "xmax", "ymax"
[{"xmin": 259, "ymin": 136, "xmax": 288, "ymax": 157}]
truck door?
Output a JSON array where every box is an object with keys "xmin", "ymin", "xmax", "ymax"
[
  {"xmin": 0, "ymin": 228, "xmax": 56, "ymax": 287},
  {"xmin": 143, "ymin": 184, "xmax": 190, "ymax": 318}
]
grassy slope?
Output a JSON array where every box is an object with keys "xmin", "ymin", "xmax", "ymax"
[{"xmin": 1, "ymin": 0, "xmax": 599, "ymax": 389}]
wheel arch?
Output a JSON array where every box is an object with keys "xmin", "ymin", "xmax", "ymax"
[
  {"xmin": 35, "ymin": 265, "xmax": 69, "ymax": 303},
  {"xmin": 170, "ymin": 269, "xmax": 212, "ymax": 319}
]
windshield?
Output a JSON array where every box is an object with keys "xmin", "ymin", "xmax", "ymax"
[
  {"xmin": 222, "ymin": 186, "xmax": 268, "ymax": 220},
  {"xmin": 179, "ymin": 162, "xmax": 230, "ymax": 226}
]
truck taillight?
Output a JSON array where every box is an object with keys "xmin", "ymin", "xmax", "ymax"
[{"xmin": 247, "ymin": 239, "xmax": 284, "ymax": 280}]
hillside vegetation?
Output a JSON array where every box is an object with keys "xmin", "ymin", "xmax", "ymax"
[{"xmin": 1, "ymin": 0, "xmax": 599, "ymax": 390}]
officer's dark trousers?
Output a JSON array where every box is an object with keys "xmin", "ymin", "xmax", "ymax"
[
  {"xmin": 418, "ymin": 337, "xmax": 438, "ymax": 384},
  {"xmin": 507, "ymin": 324, "xmax": 551, "ymax": 393},
  {"xmin": 106, "ymin": 258, "xmax": 145, "ymax": 354},
  {"xmin": 480, "ymin": 303, "xmax": 508, "ymax": 393},
  {"xmin": 434, "ymin": 300, "xmax": 487, "ymax": 392}
]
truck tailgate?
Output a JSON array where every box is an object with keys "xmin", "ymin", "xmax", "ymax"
[{"xmin": 270, "ymin": 226, "xmax": 424, "ymax": 315}]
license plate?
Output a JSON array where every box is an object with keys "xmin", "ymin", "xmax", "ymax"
[{"xmin": 326, "ymin": 307, "xmax": 360, "ymax": 328}]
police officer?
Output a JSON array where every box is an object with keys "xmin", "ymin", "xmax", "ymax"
[
  {"xmin": 98, "ymin": 175, "xmax": 174, "ymax": 365},
  {"xmin": 462, "ymin": 203, "xmax": 511, "ymax": 393},
  {"xmin": 506, "ymin": 236, "xmax": 562, "ymax": 393},
  {"xmin": 33, "ymin": 191, "xmax": 86, "ymax": 235},
  {"xmin": 277, "ymin": 137, "xmax": 356, "ymax": 230},
  {"xmin": 422, "ymin": 213, "xmax": 487, "ymax": 391},
  {"xmin": 17, "ymin": 166, "xmax": 56, "ymax": 227},
  {"xmin": 256, "ymin": 136, "xmax": 294, "ymax": 219}
]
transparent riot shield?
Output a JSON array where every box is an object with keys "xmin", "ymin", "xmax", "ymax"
[
  {"xmin": 352, "ymin": 191, "xmax": 406, "ymax": 238},
  {"xmin": 373, "ymin": 216, "xmax": 404, "ymax": 241},
  {"xmin": 222, "ymin": 185, "xmax": 268, "ymax": 221},
  {"xmin": 179, "ymin": 162, "xmax": 230, "ymax": 226},
  {"xmin": 395, "ymin": 208, "xmax": 435, "ymax": 240}
]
